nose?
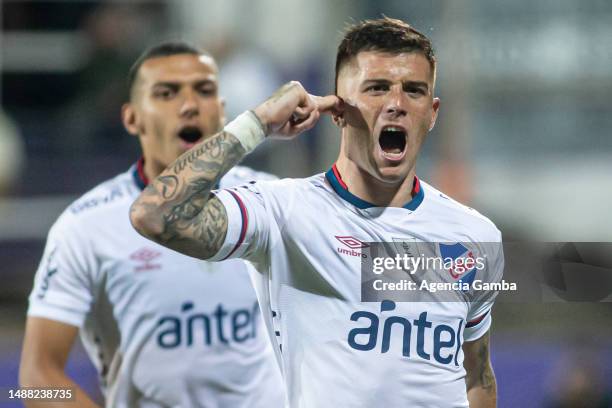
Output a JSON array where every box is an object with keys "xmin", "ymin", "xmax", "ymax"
[
  {"xmin": 382, "ymin": 87, "xmax": 407, "ymax": 119},
  {"xmin": 179, "ymin": 89, "xmax": 199, "ymax": 118}
]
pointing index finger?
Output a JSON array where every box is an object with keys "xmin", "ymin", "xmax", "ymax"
[{"xmin": 311, "ymin": 95, "xmax": 345, "ymax": 116}]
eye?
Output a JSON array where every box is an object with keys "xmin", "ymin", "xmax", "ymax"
[
  {"xmin": 153, "ymin": 87, "xmax": 176, "ymax": 99},
  {"xmin": 365, "ymin": 84, "xmax": 389, "ymax": 93},
  {"xmin": 198, "ymin": 84, "xmax": 217, "ymax": 96},
  {"xmin": 405, "ymin": 86, "xmax": 426, "ymax": 96}
]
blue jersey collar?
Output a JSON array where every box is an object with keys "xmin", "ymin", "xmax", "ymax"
[{"xmin": 324, "ymin": 164, "xmax": 424, "ymax": 211}]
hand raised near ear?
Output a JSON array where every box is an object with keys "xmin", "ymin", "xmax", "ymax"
[{"xmin": 253, "ymin": 81, "xmax": 344, "ymax": 138}]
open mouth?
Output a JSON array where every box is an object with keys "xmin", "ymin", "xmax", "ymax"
[
  {"xmin": 378, "ymin": 126, "xmax": 407, "ymax": 161},
  {"xmin": 178, "ymin": 126, "xmax": 203, "ymax": 144}
]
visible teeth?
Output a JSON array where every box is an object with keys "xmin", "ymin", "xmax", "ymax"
[{"xmin": 384, "ymin": 126, "xmax": 403, "ymax": 132}]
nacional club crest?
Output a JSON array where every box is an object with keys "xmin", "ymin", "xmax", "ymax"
[{"xmin": 438, "ymin": 243, "xmax": 478, "ymax": 285}]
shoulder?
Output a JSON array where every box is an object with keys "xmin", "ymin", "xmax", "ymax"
[
  {"xmin": 224, "ymin": 170, "xmax": 319, "ymax": 195},
  {"xmin": 420, "ymin": 180, "xmax": 502, "ymax": 242},
  {"xmin": 244, "ymin": 173, "xmax": 323, "ymax": 196},
  {"xmin": 221, "ymin": 174, "xmax": 322, "ymax": 222},
  {"xmin": 220, "ymin": 165, "xmax": 278, "ymax": 188},
  {"xmin": 56, "ymin": 171, "xmax": 135, "ymax": 234}
]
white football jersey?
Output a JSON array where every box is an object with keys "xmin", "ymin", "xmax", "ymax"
[
  {"xmin": 28, "ymin": 161, "xmax": 285, "ymax": 408},
  {"xmin": 211, "ymin": 165, "xmax": 504, "ymax": 408}
]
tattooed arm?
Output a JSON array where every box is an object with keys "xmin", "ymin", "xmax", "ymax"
[
  {"xmin": 130, "ymin": 81, "xmax": 342, "ymax": 259},
  {"xmin": 463, "ymin": 331, "xmax": 497, "ymax": 408},
  {"xmin": 130, "ymin": 132, "xmax": 243, "ymax": 259}
]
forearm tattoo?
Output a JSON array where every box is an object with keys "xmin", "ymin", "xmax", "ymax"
[
  {"xmin": 466, "ymin": 333, "xmax": 497, "ymax": 394},
  {"xmin": 131, "ymin": 131, "xmax": 246, "ymax": 258}
]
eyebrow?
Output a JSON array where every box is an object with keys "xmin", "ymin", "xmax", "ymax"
[
  {"xmin": 362, "ymin": 78, "xmax": 429, "ymax": 90},
  {"xmin": 152, "ymin": 79, "xmax": 217, "ymax": 89}
]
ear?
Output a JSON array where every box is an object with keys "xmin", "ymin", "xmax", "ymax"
[
  {"xmin": 429, "ymin": 97, "xmax": 441, "ymax": 131},
  {"xmin": 332, "ymin": 113, "xmax": 346, "ymax": 128},
  {"xmin": 121, "ymin": 103, "xmax": 140, "ymax": 136}
]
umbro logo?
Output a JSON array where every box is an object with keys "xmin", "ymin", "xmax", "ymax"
[
  {"xmin": 335, "ymin": 236, "xmax": 368, "ymax": 258},
  {"xmin": 130, "ymin": 248, "xmax": 162, "ymax": 272},
  {"xmin": 335, "ymin": 236, "xmax": 369, "ymax": 249}
]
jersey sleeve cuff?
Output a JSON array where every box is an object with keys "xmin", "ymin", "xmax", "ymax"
[
  {"xmin": 208, "ymin": 189, "xmax": 249, "ymax": 261},
  {"xmin": 463, "ymin": 310, "xmax": 492, "ymax": 342},
  {"xmin": 27, "ymin": 301, "xmax": 86, "ymax": 327}
]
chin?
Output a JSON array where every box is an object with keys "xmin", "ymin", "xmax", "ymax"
[{"xmin": 377, "ymin": 165, "xmax": 409, "ymax": 183}]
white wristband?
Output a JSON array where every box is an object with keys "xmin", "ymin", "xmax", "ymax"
[{"xmin": 224, "ymin": 111, "xmax": 266, "ymax": 153}]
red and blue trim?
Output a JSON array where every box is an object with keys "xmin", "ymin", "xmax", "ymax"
[
  {"xmin": 132, "ymin": 157, "xmax": 149, "ymax": 191},
  {"xmin": 223, "ymin": 190, "xmax": 248, "ymax": 260},
  {"xmin": 466, "ymin": 310, "xmax": 489, "ymax": 328},
  {"xmin": 324, "ymin": 164, "xmax": 424, "ymax": 211}
]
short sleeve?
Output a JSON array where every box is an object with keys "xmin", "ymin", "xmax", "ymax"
[
  {"xmin": 208, "ymin": 182, "xmax": 274, "ymax": 263},
  {"xmin": 464, "ymin": 236, "xmax": 504, "ymax": 341},
  {"xmin": 27, "ymin": 216, "xmax": 97, "ymax": 327}
]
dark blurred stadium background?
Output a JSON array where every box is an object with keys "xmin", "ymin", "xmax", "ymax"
[{"xmin": 1, "ymin": 1, "xmax": 611, "ymax": 407}]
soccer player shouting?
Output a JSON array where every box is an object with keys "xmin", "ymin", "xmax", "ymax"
[
  {"xmin": 20, "ymin": 42, "xmax": 284, "ymax": 408},
  {"xmin": 132, "ymin": 19, "xmax": 503, "ymax": 408}
]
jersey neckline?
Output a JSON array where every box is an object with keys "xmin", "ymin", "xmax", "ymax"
[
  {"xmin": 132, "ymin": 157, "xmax": 148, "ymax": 191},
  {"xmin": 324, "ymin": 164, "xmax": 424, "ymax": 211}
]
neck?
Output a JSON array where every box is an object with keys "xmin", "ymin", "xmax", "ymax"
[
  {"xmin": 335, "ymin": 155, "xmax": 416, "ymax": 207},
  {"xmin": 142, "ymin": 157, "xmax": 165, "ymax": 184}
]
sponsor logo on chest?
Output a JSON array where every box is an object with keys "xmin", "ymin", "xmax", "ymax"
[
  {"xmin": 348, "ymin": 300, "xmax": 464, "ymax": 366},
  {"xmin": 156, "ymin": 301, "xmax": 260, "ymax": 348}
]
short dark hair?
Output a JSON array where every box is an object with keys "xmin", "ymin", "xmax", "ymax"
[
  {"xmin": 127, "ymin": 41, "xmax": 210, "ymax": 99},
  {"xmin": 335, "ymin": 17, "xmax": 436, "ymax": 91}
]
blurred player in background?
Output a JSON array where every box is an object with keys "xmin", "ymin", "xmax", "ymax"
[
  {"xmin": 20, "ymin": 42, "xmax": 284, "ymax": 408},
  {"xmin": 131, "ymin": 18, "xmax": 503, "ymax": 408}
]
